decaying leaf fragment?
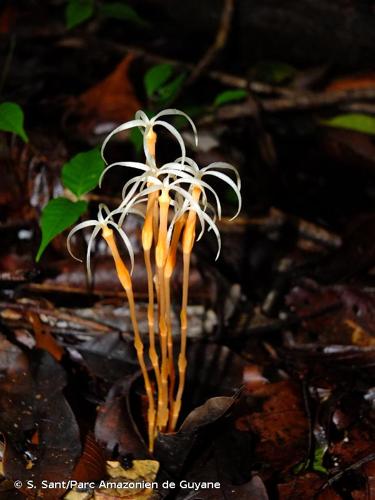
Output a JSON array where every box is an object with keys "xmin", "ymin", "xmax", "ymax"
[{"xmin": 95, "ymin": 460, "xmax": 159, "ymax": 499}]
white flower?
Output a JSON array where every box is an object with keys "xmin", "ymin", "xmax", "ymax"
[
  {"xmin": 68, "ymin": 109, "xmax": 242, "ymax": 278},
  {"xmin": 101, "ymin": 109, "xmax": 198, "ymax": 166},
  {"xmin": 113, "ymin": 174, "xmax": 222, "ymax": 258},
  {"xmin": 174, "ymin": 157, "xmax": 242, "ymax": 220},
  {"xmin": 67, "ymin": 203, "xmax": 137, "ymax": 282},
  {"xmin": 103, "ymin": 156, "xmax": 241, "ymax": 260}
]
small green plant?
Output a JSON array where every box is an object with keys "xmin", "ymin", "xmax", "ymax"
[
  {"xmin": 36, "ymin": 148, "xmax": 104, "ymax": 261},
  {"xmin": 144, "ymin": 64, "xmax": 186, "ymax": 107},
  {"xmin": 213, "ymin": 89, "xmax": 248, "ymax": 107},
  {"xmin": 321, "ymin": 113, "xmax": 375, "ymax": 135},
  {"xmin": 67, "ymin": 109, "xmax": 241, "ymax": 450},
  {"xmin": 65, "ymin": 0, "xmax": 146, "ymax": 29},
  {"xmin": 0, "ymin": 102, "xmax": 28, "ymax": 142}
]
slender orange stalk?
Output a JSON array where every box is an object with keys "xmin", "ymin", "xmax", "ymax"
[
  {"xmin": 164, "ymin": 215, "xmax": 186, "ymax": 422},
  {"xmin": 142, "ymin": 191, "xmax": 161, "ymax": 440},
  {"xmin": 169, "ymin": 187, "xmax": 201, "ymax": 431},
  {"xmin": 155, "ymin": 188, "xmax": 171, "ymax": 430},
  {"xmin": 102, "ymin": 225, "xmax": 156, "ymax": 451},
  {"xmin": 142, "ymin": 126, "xmax": 167, "ymax": 440}
]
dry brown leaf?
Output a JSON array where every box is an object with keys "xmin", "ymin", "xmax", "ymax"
[
  {"xmin": 71, "ymin": 432, "xmax": 107, "ymax": 483},
  {"xmin": 326, "ymin": 73, "xmax": 375, "ymax": 92},
  {"xmin": 27, "ymin": 311, "xmax": 64, "ymax": 361},
  {"xmin": 236, "ymin": 381, "xmax": 308, "ymax": 474},
  {"xmin": 278, "ymin": 472, "xmax": 341, "ymax": 500},
  {"xmin": 75, "ymin": 55, "xmax": 141, "ymax": 129}
]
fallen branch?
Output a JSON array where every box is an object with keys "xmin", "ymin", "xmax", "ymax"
[
  {"xmin": 216, "ymin": 87, "xmax": 375, "ymax": 117},
  {"xmin": 187, "ymin": 0, "xmax": 235, "ymax": 85},
  {"xmin": 56, "ymin": 36, "xmax": 293, "ymax": 97}
]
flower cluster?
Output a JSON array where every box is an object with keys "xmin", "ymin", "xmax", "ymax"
[
  {"xmin": 67, "ymin": 109, "xmax": 241, "ymax": 275},
  {"xmin": 67, "ymin": 109, "xmax": 241, "ymax": 450}
]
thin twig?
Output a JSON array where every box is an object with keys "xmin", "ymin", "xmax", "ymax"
[
  {"xmin": 59, "ymin": 33, "xmax": 375, "ymax": 116},
  {"xmin": 187, "ymin": 0, "xmax": 235, "ymax": 86},
  {"xmin": 315, "ymin": 452, "xmax": 375, "ymax": 497},
  {"xmin": 215, "ymin": 87, "xmax": 375, "ymax": 118},
  {"xmin": 0, "ymin": 301, "xmax": 113, "ymax": 333},
  {"xmin": 56, "ymin": 36, "xmax": 293, "ymax": 97},
  {"xmin": 340, "ymin": 102, "xmax": 375, "ymax": 114}
]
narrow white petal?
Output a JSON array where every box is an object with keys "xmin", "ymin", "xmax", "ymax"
[
  {"xmin": 154, "ymin": 120, "xmax": 186, "ymax": 161},
  {"xmin": 135, "ymin": 110, "xmax": 150, "ymax": 124},
  {"xmin": 101, "ymin": 119, "xmax": 146, "ymax": 161},
  {"xmin": 153, "ymin": 109, "xmax": 198, "ymax": 146},
  {"xmin": 202, "ymin": 170, "xmax": 242, "ymax": 219},
  {"xmin": 173, "ymin": 176, "xmax": 222, "ymax": 219},
  {"xmin": 99, "ymin": 161, "xmax": 149, "ymax": 187},
  {"xmin": 121, "ymin": 177, "xmax": 145, "ymax": 204},
  {"xmin": 174, "ymin": 156, "xmax": 200, "ymax": 172},
  {"xmin": 86, "ymin": 224, "xmax": 102, "ymax": 282},
  {"xmin": 98, "ymin": 203, "xmax": 111, "ymax": 223},
  {"xmin": 167, "ymin": 205, "xmax": 188, "ymax": 245},
  {"xmin": 67, "ymin": 220, "xmax": 99, "ymax": 261},
  {"xmin": 172, "ymin": 185, "xmax": 206, "ymax": 239},
  {"xmin": 119, "ymin": 196, "xmax": 149, "ymax": 225},
  {"xmin": 202, "ymin": 162, "xmax": 241, "ymax": 189}
]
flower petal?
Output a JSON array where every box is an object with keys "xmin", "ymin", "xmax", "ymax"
[
  {"xmin": 202, "ymin": 162, "xmax": 241, "ymax": 189},
  {"xmin": 86, "ymin": 224, "xmax": 102, "ymax": 282},
  {"xmin": 153, "ymin": 109, "xmax": 198, "ymax": 146},
  {"xmin": 153, "ymin": 120, "xmax": 186, "ymax": 162},
  {"xmin": 67, "ymin": 220, "xmax": 100, "ymax": 262},
  {"xmin": 99, "ymin": 161, "xmax": 149, "ymax": 187},
  {"xmin": 101, "ymin": 119, "xmax": 146, "ymax": 162},
  {"xmin": 202, "ymin": 170, "xmax": 242, "ymax": 219}
]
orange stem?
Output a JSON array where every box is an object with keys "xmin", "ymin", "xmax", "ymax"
[{"xmin": 102, "ymin": 225, "xmax": 155, "ymax": 451}]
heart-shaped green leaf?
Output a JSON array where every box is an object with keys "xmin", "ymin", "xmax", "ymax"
[
  {"xmin": 36, "ymin": 197, "xmax": 88, "ymax": 261},
  {"xmin": 0, "ymin": 102, "xmax": 28, "ymax": 142},
  {"xmin": 62, "ymin": 148, "xmax": 105, "ymax": 198},
  {"xmin": 66, "ymin": 0, "xmax": 94, "ymax": 29}
]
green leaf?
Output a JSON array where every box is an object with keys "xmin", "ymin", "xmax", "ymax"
[
  {"xmin": 99, "ymin": 2, "xmax": 147, "ymax": 26},
  {"xmin": 312, "ymin": 446, "xmax": 328, "ymax": 474},
  {"xmin": 214, "ymin": 89, "xmax": 248, "ymax": 107},
  {"xmin": 62, "ymin": 148, "xmax": 105, "ymax": 198},
  {"xmin": 158, "ymin": 73, "xmax": 186, "ymax": 105},
  {"xmin": 144, "ymin": 64, "xmax": 173, "ymax": 98},
  {"xmin": 36, "ymin": 198, "xmax": 87, "ymax": 261},
  {"xmin": 66, "ymin": 0, "xmax": 94, "ymax": 29},
  {"xmin": 0, "ymin": 102, "xmax": 28, "ymax": 142},
  {"xmin": 321, "ymin": 113, "xmax": 375, "ymax": 135}
]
